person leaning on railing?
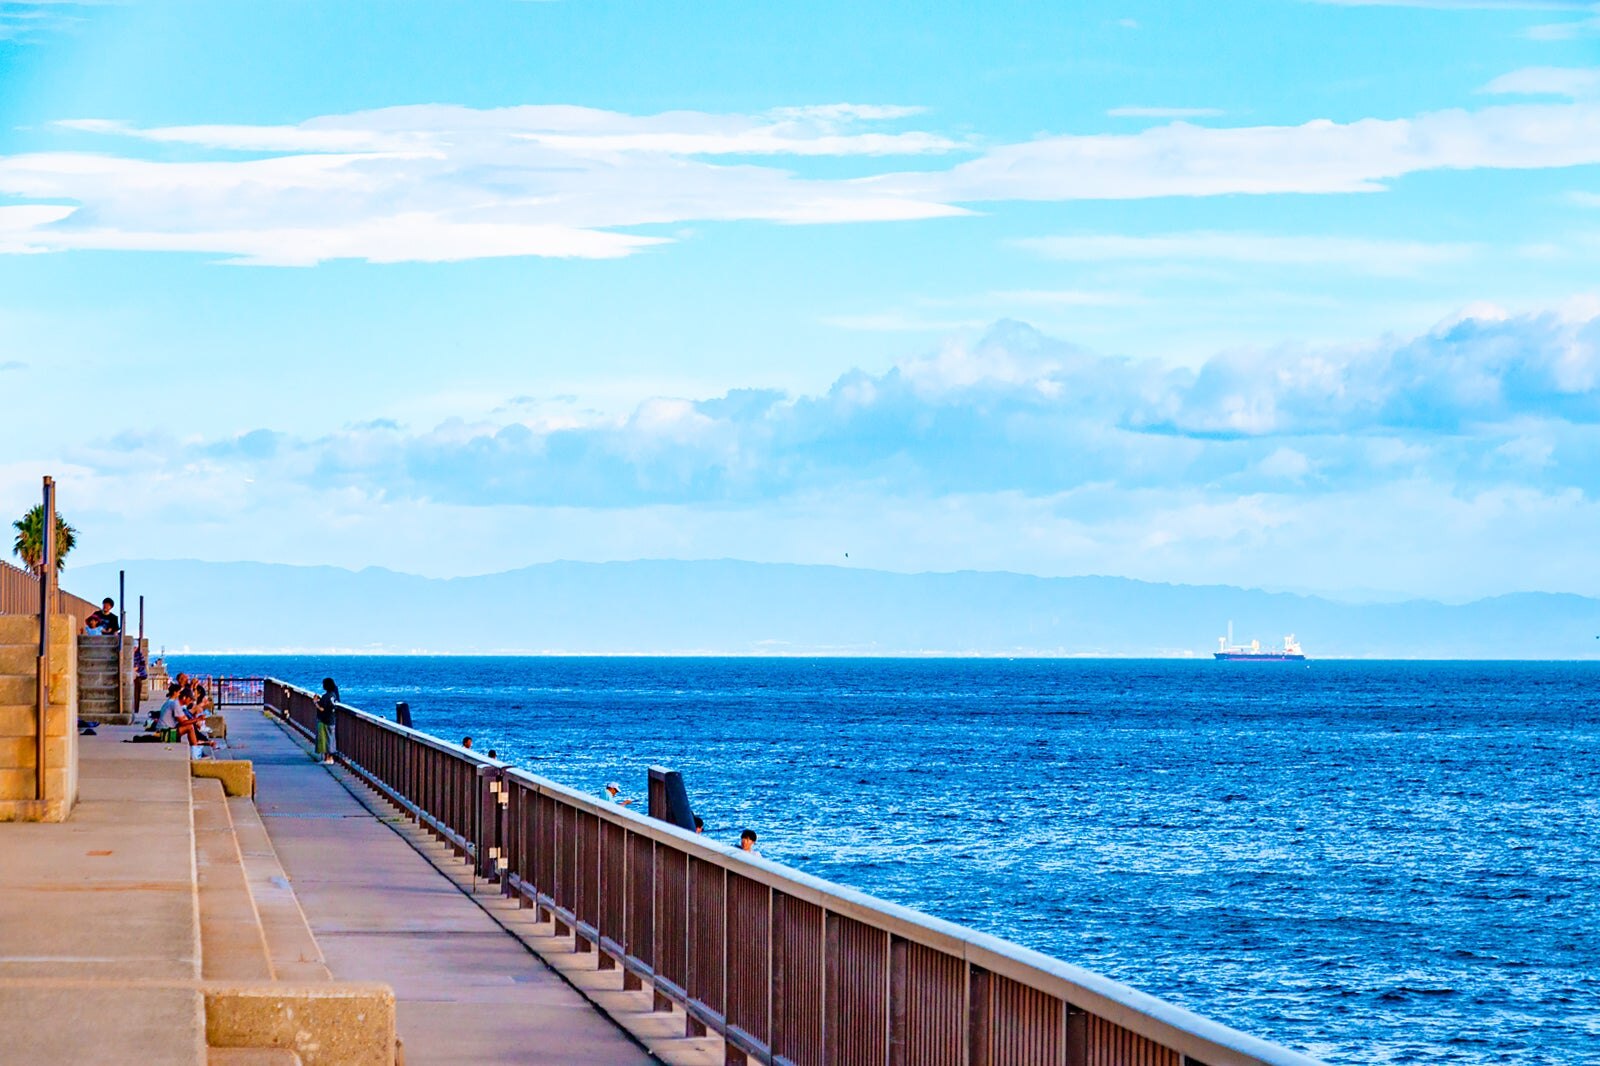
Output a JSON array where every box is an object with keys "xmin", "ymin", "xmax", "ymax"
[{"xmin": 315, "ymin": 677, "xmax": 339, "ymax": 765}]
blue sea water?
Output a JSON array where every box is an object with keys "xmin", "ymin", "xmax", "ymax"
[{"xmin": 179, "ymin": 656, "xmax": 1600, "ymax": 1065}]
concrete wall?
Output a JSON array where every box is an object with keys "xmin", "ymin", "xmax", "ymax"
[{"xmin": 0, "ymin": 614, "xmax": 78, "ymax": 822}]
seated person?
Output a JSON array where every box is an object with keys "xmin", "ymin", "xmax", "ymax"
[
  {"xmin": 84, "ymin": 612, "xmax": 104, "ymax": 636},
  {"xmin": 97, "ymin": 598, "xmax": 119, "ymax": 635},
  {"xmin": 147, "ymin": 684, "xmax": 182, "ymax": 735},
  {"xmin": 174, "ymin": 693, "xmax": 213, "ymax": 748}
]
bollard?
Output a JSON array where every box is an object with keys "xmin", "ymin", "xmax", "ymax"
[{"xmin": 395, "ymin": 701, "xmax": 412, "ymax": 728}]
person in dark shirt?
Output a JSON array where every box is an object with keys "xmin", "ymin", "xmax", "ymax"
[
  {"xmin": 315, "ymin": 677, "xmax": 339, "ymax": 764},
  {"xmin": 98, "ymin": 598, "xmax": 119, "ymax": 635}
]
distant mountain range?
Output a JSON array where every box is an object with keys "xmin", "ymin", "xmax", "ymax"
[{"xmin": 64, "ymin": 558, "xmax": 1600, "ymax": 658}]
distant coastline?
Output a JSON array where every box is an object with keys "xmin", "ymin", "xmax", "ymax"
[{"xmin": 81, "ymin": 556, "xmax": 1600, "ymax": 661}]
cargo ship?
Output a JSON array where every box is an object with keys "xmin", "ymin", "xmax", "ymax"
[{"xmin": 1214, "ymin": 622, "xmax": 1306, "ymax": 661}]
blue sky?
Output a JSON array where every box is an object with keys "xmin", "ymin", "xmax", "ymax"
[{"xmin": 1, "ymin": 0, "xmax": 1598, "ymax": 600}]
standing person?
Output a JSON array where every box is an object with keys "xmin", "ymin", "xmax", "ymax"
[
  {"xmin": 315, "ymin": 677, "xmax": 339, "ymax": 764},
  {"xmin": 132, "ymin": 643, "xmax": 147, "ymax": 718}
]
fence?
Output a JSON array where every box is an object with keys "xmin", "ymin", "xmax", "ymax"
[
  {"xmin": 260, "ymin": 677, "xmax": 1325, "ymax": 1066},
  {"xmin": 209, "ymin": 676, "xmax": 265, "ymax": 707},
  {"xmin": 0, "ymin": 559, "xmax": 101, "ymax": 620}
]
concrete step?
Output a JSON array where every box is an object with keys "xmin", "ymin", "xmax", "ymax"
[
  {"xmin": 227, "ymin": 796, "xmax": 333, "ymax": 982},
  {"xmin": 0, "ymin": 982, "xmax": 206, "ymax": 1065},
  {"xmin": 193, "ymin": 778, "xmax": 275, "ymax": 983}
]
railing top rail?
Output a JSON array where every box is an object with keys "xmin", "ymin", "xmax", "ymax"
[{"xmin": 262, "ymin": 676, "xmax": 1323, "ymax": 1066}]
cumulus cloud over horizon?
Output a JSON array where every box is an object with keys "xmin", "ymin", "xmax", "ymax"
[
  {"xmin": 76, "ymin": 300, "xmax": 1600, "ymax": 511},
  {"xmin": 21, "ymin": 298, "xmax": 1600, "ymax": 598}
]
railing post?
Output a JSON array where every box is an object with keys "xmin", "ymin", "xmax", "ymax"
[{"xmin": 476, "ymin": 763, "xmax": 504, "ymax": 882}]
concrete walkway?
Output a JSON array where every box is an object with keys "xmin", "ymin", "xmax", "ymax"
[
  {"xmin": 224, "ymin": 709, "xmax": 652, "ymax": 1066},
  {"xmin": 0, "ymin": 737, "xmax": 208, "ymax": 1064}
]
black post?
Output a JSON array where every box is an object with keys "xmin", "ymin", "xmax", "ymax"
[
  {"xmin": 395, "ymin": 701, "xmax": 412, "ymax": 728},
  {"xmin": 117, "ymin": 569, "xmax": 126, "ymax": 718},
  {"xmin": 36, "ymin": 476, "xmax": 55, "ymax": 802},
  {"xmin": 647, "ymin": 765, "xmax": 697, "ymax": 831}
]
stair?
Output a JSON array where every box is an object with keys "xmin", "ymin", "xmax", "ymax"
[
  {"xmin": 189, "ymin": 736, "xmax": 389, "ymax": 1064},
  {"xmin": 76, "ymin": 633, "xmax": 131, "ymax": 723}
]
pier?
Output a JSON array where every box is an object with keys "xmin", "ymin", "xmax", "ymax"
[{"xmin": 0, "ymin": 523, "xmax": 1326, "ymax": 1064}]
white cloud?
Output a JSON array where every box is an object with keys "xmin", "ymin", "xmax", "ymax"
[
  {"xmin": 57, "ymin": 103, "xmax": 964, "ymax": 158},
  {"xmin": 0, "ymin": 203, "xmax": 76, "ymax": 253},
  {"xmin": 3, "ymin": 89, "xmax": 1600, "ymax": 264},
  {"xmin": 62, "ymin": 301, "xmax": 1599, "ymax": 511},
  {"xmin": 1015, "ymin": 232, "xmax": 1475, "ymax": 274},
  {"xmin": 1303, "ymin": 1, "xmax": 1591, "ymax": 9},
  {"xmin": 21, "ymin": 303, "xmax": 1600, "ymax": 598},
  {"xmin": 1107, "ymin": 106, "xmax": 1225, "ymax": 118},
  {"xmin": 1526, "ymin": 13, "xmax": 1600, "ymax": 37},
  {"xmin": 900, "ymin": 101, "xmax": 1600, "ymax": 202},
  {"xmin": 1481, "ymin": 66, "xmax": 1600, "ymax": 98}
]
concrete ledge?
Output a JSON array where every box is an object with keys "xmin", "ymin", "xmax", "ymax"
[
  {"xmin": 205, "ymin": 982, "xmax": 396, "ymax": 1066},
  {"xmin": 208, "ymin": 1048, "xmax": 304, "ymax": 1065},
  {"xmin": 195, "ymin": 759, "xmax": 255, "ymax": 797}
]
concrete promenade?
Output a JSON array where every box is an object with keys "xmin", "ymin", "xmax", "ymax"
[{"xmin": 224, "ymin": 708, "xmax": 654, "ymax": 1066}]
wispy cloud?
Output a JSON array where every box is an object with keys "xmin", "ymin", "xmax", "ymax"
[
  {"xmin": 900, "ymin": 100, "xmax": 1600, "ymax": 202},
  {"xmin": 1481, "ymin": 66, "xmax": 1600, "ymax": 98},
  {"xmin": 2, "ymin": 89, "xmax": 1599, "ymax": 264},
  {"xmin": 1106, "ymin": 106, "xmax": 1225, "ymax": 118},
  {"xmin": 0, "ymin": 360, "xmax": 27, "ymax": 372},
  {"xmin": 1526, "ymin": 11, "xmax": 1600, "ymax": 37},
  {"xmin": 0, "ymin": 1, "xmax": 106, "ymax": 43},
  {"xmin": 1014, "ymin": 232, "xmax": 1476, "ymax": 275},
  {"xmin": 1302, "ymin": 1, "xmax": 1591, "ymax": 9}
]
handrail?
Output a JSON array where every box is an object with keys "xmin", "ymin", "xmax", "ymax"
[{"xmin": 259, "ymin": 676, "xmax": 1326, "ymax": 1066}]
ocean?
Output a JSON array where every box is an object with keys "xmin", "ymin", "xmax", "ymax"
[{"xmin": 177, "ymin": 656, "xmax": 1600, "ymax": 1065}]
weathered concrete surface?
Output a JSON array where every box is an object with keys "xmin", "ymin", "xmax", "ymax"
[
  {"xmin": 227, "ymin": 795, "xmax": 332, "ymax": 983},
  {"xmin": 0, "ymin": 981, "xmax": 206, "ymax": 1064},
  {"xmin": 0, "ymin": 613, "xmax": 78, "ymax": 821},
  {"xmin": 204, "ymin": 981, "xmax": 395, "ymax": 1066},
  {"xmin": 227, "ymin": 710, "xmax": 652, "ymax": 1066},
  {"xmin": 194, "ymin": 777, "xmax": 275, "ymax": 982},
  {"xmin": 194, "ymin": 757, "xmax": 255, "ymax": 797},
  {"xmin": 0, "ymin": 731, "xmax": 205, "ymax": 1062},
  {"xmin": 0, "ymin": 733, "xmax": 198, "ymax": 982}
]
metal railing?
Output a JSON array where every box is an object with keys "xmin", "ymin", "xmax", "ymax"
[
  {"xmin": 0, "ymin": 558, "xmax": 100, "ymax": 620},
  {"xmin": 210, "ymin": 676, "xmax": 265, "ymax": 707},
  {"xmin": 260, "ymin": 677, "xmax": 1325, "ymax": 1066}
]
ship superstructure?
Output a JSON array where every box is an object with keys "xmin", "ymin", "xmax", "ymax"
[{"xmin": 1214, "ymin": 621, "xmax": 1306, "ymax": 661}]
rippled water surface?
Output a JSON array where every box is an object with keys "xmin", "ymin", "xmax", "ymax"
[{"xmin": 181, "ymin": 656, "xmax": 1600, "ymax": 1064}]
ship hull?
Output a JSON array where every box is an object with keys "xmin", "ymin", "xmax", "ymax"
[{"xmin": 1214, "ymin": 652, "xmax": 1306, "ymax": 661}]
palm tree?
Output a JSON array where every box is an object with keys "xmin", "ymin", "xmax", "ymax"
[{"xmin": 12, "ymin": 505, "xmax": 77, "ymax": 575}]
